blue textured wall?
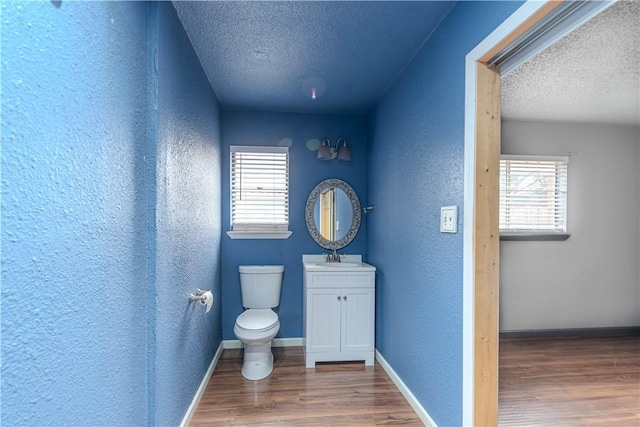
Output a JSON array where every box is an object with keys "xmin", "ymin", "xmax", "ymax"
[
  {"xmin": 221, "ymin": 111, "xmax": 368, "ymax": 340},
  {"xmin": 367, "ymin": 2, "xmax": 523, "ymax": 426},
  {"xmin": 153, "ymin": 3, "xmax": 222, "ymax": 426},
  {"xmin": 1, "ymin": 2, "xmax": 149, "ymax": 425},
  {"xmin": 1, "ymin": 2, "xmax": 222, "ymax": 426}
]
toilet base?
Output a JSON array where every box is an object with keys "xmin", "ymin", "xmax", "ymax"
[{"xmin": 241, "ymin": 341, "xmax": 274, "ymax": 380}]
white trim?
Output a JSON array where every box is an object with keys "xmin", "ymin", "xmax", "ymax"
[
  {"xmin": 222, "ymin": 337, "xmax": 304, "ymax": 349},
  {"xmin": 179, "ymin": 342, "xmax": 224, "ymax": 427},
  {"xmin": 222, "ymin": 339, "xmax": 243, "ymax": 349},
  {"xmin": 462, "ymin": 1, "xmax": 615, "ymax": 425},
  {"xmin": 462, "ymin": 48, "xmax": 478, "ymax": 427},
  {"xmin": 375, "ymin": 350, "xmax": 436, "ymax": 427},
  {"xmin": 273, "ymin": 337, "xmax": 304, "ymax": 347},
  {"xmin": 226, "ymin": 230, "xmax": 292, "ymax": 240}
]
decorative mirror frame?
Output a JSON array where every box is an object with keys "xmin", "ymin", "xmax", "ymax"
[{"xmin": 305, "ymin": 178, "xmax": 361, "ymax": 250}]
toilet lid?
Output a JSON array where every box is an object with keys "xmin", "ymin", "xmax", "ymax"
[{"xmin": 236, "ymin": 309, "xmax": 278, "ymax": 332}]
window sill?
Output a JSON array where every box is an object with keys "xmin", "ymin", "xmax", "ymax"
[
  {"xmin": 226, "ymin": 231, "xmax": 292, "ymax": 240},
  {"xmin": 500, "ymin": 233, "xmax": 571, "ymax": 241}
]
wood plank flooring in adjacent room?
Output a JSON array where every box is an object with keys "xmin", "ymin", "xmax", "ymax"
[
  {"xmin": 190, "ymin": 346, "xmax": 423, "ymax": 426},
  {"xmin": 499, "ymin": 334, "xmax": 640, "ymax": 427}
]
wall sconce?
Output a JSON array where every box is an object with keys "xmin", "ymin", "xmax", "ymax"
[{"xmin": 317, "ymin": 137, "xmax": 351, "ymax": 161}]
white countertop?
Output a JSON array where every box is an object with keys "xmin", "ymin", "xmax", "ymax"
[{"xmin": 302, "ymin": 254, "xmax": 376, "ymax": 272}]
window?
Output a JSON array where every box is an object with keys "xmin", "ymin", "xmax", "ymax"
[
  {"xmin": 499, "ymin": 155, "xmax": 568, "ymax": 236},
  {"xmin": 228, "ymin": 146, "xmax": 291, "ymax": 239}
]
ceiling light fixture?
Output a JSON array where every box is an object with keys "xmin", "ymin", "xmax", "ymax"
[{"xmin": 317, "ymin": 137, "xmax": 351, "ymax": 161}]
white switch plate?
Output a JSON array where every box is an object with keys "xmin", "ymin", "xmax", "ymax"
[{"xmin": 440, "ymin": 206, "xmax": 458, "ymax": 233}]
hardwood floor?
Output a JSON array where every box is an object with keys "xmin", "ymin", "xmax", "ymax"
[
  {"xmin": 499, "ymin": 334, "xmax": 640, "ymax": 426},
  {"xmin": 190, "ymin": 346, "xmax": 423, "ymax": 426},
  {"xmin": 191, "ymin": 335, "xmax": 639, "ymax": 426}
]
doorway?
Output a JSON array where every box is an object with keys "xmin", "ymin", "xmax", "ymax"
[{"xmin": 463, "ymin": 1, "xmax": 619, "ymax": 425}]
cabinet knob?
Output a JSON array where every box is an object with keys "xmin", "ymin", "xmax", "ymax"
[
  {"xmin": 343, "ymin": 296, "xmax": 347, "ymax": 301},
  {"xmin": 337, "ymin": 296, "xmax": 341, "ymax": 301}
]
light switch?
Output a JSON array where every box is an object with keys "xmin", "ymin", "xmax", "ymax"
[{"xmin": 440, "ymin": 206, "xmax": 458, "ymax": 233}]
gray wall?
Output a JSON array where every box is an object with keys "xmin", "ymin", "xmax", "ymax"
[{"xmin": 500, "ymin": 120, "xmax": 640, "ymax": 332}]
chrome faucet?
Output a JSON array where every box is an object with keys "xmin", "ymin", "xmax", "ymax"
[{"xmin": 325, "ymin": 249, "xmax": 341, "ymax": 263}]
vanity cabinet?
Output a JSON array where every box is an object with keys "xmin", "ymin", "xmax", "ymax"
[{"xmin": 303, "ymin": 265, "xmax": 375, "ymax": 368}]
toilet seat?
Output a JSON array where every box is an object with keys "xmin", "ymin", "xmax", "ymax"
[{"xmin": 235, "ymin": 309, "xmax": 278, "ymax": 332}]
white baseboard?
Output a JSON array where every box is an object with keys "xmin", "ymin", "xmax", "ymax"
[
  {"xmin": 222, "ymin": 339, "xmax": 243, "ymax": 349},
  {"xmin": 375, "ymin": 349, "xmax": 437, "ymax": 427},
  {"xmin": 179, "ymin": 342, "xmax": 224, "ymax": 427},
  {"xmin": 222, "ymin": 337, "xmax": 304, "ymax": 349},
  {"xmin": 273, "ymin": 337, "xmax": 304, "ymax": 347}
]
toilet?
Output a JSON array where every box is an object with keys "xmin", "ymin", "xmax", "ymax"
[{"xmin": 233, "ymin": 265, "xmax": 284, "ymax": 380}]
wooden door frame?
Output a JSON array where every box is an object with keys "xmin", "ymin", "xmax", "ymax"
[{"xmin": 462, "ymin": 1, "xmax": 565, "ymax": 425}]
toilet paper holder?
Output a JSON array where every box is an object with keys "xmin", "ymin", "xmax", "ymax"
[{"xmin": 189, "ymin": 289, "xmax": 210, "ymax": 304}]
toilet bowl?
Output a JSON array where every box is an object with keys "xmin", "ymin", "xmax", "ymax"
[
  {"xmin": 234, "ymin": 265, "xmax": 284, "ymax": 380},
  {"xmin": 234, "ymin": 309, "xmax": 280, "ymax": 380}
]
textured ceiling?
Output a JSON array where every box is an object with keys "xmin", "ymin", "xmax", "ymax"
[
  {"xmin": 502, "ymin": 0, "xmax": 640, "ymax": 126},
  {"xmin": 173, "ymin": 1, "xmax": 455, "ymax": 115}
]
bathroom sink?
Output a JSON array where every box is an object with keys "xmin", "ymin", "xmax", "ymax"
[
  {"xmin": 302, "ymin": 255, "xmax": 376, "ymax": 272},
  {"xmin": 305, "ymin": 261, "xmax": 376, "ymax": 272},
  {"xmin": 314, "ymin": 262, "xmax": 362, "ymax": 268}
]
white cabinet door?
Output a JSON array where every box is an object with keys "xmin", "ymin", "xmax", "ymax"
[
  {"xmin": 341, "ymin": 288, "xmax": 375, "ymax": 353},
  {"xmin": 307, "ymin": 288, "xmax": 341, "ymax": 353}
]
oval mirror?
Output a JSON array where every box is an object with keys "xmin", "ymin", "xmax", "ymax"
[{"xmin": 305, "ymin": 178, "xmax": 361, "ymax": 250}]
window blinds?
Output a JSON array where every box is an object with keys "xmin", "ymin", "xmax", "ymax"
[
  {"xmin": 499, "ymin": 155, "xmax": 568, "ymax": 233},
  {"xmin": 230, "ymin": 146, "xmax": 289, "ymax": 231}
]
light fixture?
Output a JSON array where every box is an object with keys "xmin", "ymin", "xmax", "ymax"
[{"xmin": 317, "ymin": 137, "xmax": 351, "ymax": 161}]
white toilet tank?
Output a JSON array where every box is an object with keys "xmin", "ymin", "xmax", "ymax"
[{"xmin": 239, "ymin": 265, "xmax": 284, "ymax": 309}]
